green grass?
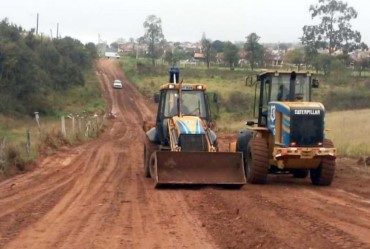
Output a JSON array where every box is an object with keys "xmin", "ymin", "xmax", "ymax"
[
  {"xmin": 326, "ymin": 109, "xmax": 370, "ymax": 157},
  {"xmin": 121, "ymin": 56, "xmax": 257, "ymax": 124},
  {"xmin": 47, "ymin": 69, "xmax": 106, "ymax": 116},
  {"xmin": 121, "ymin": 57, "xmax": 255, "ymax": 96},
  {"xmin": 0, "ymin": 68, "xmax": 106, "ymax": 173}
]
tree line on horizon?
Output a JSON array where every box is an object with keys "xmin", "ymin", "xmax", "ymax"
[
  {"xmin": 0, "ymin": 18, "xmax": 98, "ymax": 117},
  {"xmin": 128, "ymin": 0, "xmax": 369, "ymax": 75}
]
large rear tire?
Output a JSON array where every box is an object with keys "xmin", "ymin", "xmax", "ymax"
[
  {"xmin": 310, "ymin": 139, "xmax": 336, "ymax": 186},
  {"xmin": 149, "ymin": 152, "xmax": 157, "ymax": 179},
  {"xmin": 246, "ymin": 137, "xmax": 269, "ymax": 184}
]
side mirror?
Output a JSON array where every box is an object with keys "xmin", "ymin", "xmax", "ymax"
[
  {"xmin": 153, "ymin": 93, "xmax": 160, "ymax": 103},
  {"xmin": 246, "ymin": 121, "xmax": 255, "ymax": 126},
  {"xmin": 312, "ymin": 79, "xmax": 319, "ymax": 88}
]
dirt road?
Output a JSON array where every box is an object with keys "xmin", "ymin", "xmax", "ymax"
[{"xmin": 0, "ymin": 59, "xmax": 369, "ymax": 249}]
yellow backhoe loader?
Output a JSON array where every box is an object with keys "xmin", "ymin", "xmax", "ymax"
[{"xmin": 143, "ymin": 67, "xmax": 246, "ymax": 187}]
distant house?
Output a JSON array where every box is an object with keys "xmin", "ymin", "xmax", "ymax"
[
  {"xmin": 271, "ymin": 49, "xmax": 284, "ymax": 66},
  {"xmin": 118, "ymin": 43, "xmax": 135, "ymax": 55},
  {"xmin": 238, "ymin": 50, "xmax": 247, "ymax": 59},
  {"xmin": 215, "ymin": 52, "xmax": 224, "ymax": 63},
  {"xmin": 350, "ymin": 50, "xmax": 370, "ymax": 62},
  {"xmin": 193, "ymin": 52, "xmax": 205, "ymax": 61}
]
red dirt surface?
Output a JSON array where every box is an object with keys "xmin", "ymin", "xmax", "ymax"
[{"xmin": 0, "ymin": 59, "xmax": 369, "ymax": 249}]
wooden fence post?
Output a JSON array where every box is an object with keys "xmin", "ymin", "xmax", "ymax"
[
  {"xmin": 72, "ymin": 116, "xmax": 75, "ymax": 135},
  {"xmin": 78, "ymin": 117, "xmax": 82, "ymax": 134},
  {"xmin": 26, "ymin": 129, "xmax": 31, "ymax": 155},
  {"xmin": 61, "ymin": 116, "xmax": 66, "ymax": 138}
]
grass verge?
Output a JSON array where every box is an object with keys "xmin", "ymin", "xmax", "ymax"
[{"xmin": 0, "ymin": 68, "xmax": 107, "ymax": 177}]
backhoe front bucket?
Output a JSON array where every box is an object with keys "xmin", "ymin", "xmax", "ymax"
[{"xmin": 150, "ymin": 151, "xmax": 246, "ymax": 187}]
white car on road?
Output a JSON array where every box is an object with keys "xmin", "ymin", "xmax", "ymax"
[{"xmin": 113, "ymin": 80, "xmax": 123, "ymax": 89}]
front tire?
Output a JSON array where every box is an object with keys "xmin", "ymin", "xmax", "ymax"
[
  {"xmin": 246, "ymin": 137, "xmax": 269, "ymax": 184},
  {"xmin": 144, "ymin": 138, "xmax": 156, "ymax": 178},
  {"xmin": 310, "ymin": 139, "xmax": 336, "ymax": 186}
]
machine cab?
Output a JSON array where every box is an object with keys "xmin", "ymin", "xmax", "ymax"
[
  {"xmin": 154, "ymin": 84, "xmax": 213, "ymax": 146},
  {"xmin": 159, "ymin": 86, "xmax": 209, "ymax": 119},
  {"xmin": 254, "ymin": 71, "xmax": 318, "ymax": 127}
]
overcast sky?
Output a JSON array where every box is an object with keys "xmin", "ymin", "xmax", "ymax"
[{"xmin": 3, "ymin": 0, "xmax": 370, "ymax": 45}]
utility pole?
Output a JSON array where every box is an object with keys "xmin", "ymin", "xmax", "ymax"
[
  {"xmin": 36, "ymin": 13, "xmax": 39, "ymax": 35},
  {"xmin": 56, "ymin": 23, "xmax": 59, "ymax": 39}
]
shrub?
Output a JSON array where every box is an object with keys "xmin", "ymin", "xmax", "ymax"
[
  {"xmin": 0, "ymin": 141, "xmax": 33, "ymax": 174},
  {"xmin": 323, "ymin": 89, "xmax": 370, "ymax": 111},
  {"xmin": 363, "ymin": 79, "xmax": 370, "ymax": 89},
  {"xmin": 223, "ymin": 92, "xmax": 254, "ymax": 114}
]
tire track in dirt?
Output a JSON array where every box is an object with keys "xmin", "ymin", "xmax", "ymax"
[
  {"xmin": 252, "ymin": 189, "xmax": 369, "ymax": 249},
  {"xmin": 0, "ymin": 147, "xmax": 93, "ymax": 247},
  {"xmin": 1, "ymin": 141, "xmax": 121, "ymax": 248},
  {"xmin": 185, "ymin": 179, "xmax": 370, "ymax": 249}
]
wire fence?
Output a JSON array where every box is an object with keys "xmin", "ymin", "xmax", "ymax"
[{"xmin": 0, "ymin": 113, "xmax": 108, "ymax": 174}]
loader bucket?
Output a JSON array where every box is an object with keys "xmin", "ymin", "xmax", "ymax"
[{"xmin": 150, "ymin": 151, "xmax": 246, "ymax": 187}]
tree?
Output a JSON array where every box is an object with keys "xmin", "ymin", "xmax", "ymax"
[
  {"xmin": 223, "ymin": 41, "xmax": 239, "ymax": 70},
  {"xmin": 284, "ymin": 49, "xmax": 305, "ymax": 70},
  {"xmin": 201, "ymin": 33, "xmax": 212, "ymax": 69},
  {"xmin": 143, "ymin": 15, "xmax": 164, "ymax": 66},
  {"xmin": 336, "ymin": 53, "xmax": 351, "ymax": 67},
  {"xmin": 277, "ymin": 43, "xmax": 291, "ymax": 52},
  {"xmin": 85, "ymin": 42, "xmax": 98, "ymax": 60},
  {"xmin": 212, "ymin": 40, "xmax": 225, "ymax": 53},
  {"xmin": 312, "ymin": 54, "xmax": 335, "ymax": 75},
  {"xmin": 110, "ymin": 42, "xmax": 118, "ymax": 50},
  {"xmin": 302, "ymin": 0, "xmax": 367, "ymax": 55},
  {"xmin": 303, "ymin": 41, "xmax": 319, "ymax": 66},
  {"xmin": 354, "ymin": 57, "xmax": 370, "ymax": 77},
  {"xmin": 0, "ymin": 18, "xmax": 21, "ymax": 42},
  {"xmin": 244, "ymin": 33, "xmax": 265, "ymax": 71},
  {"xmin": 0, "ymin": 19, "xmax": 96, "ymax": 116},
  {"xmin": 164, "ymin": 48, "xmax": 187, "ymax": 66},
  {"xmin": 157, "ymin": 39, "xmax": 168, "ymax": 61},
  {"xmin": 53, "ymin": 37, "xmax": 88, "ymax": 68}
]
